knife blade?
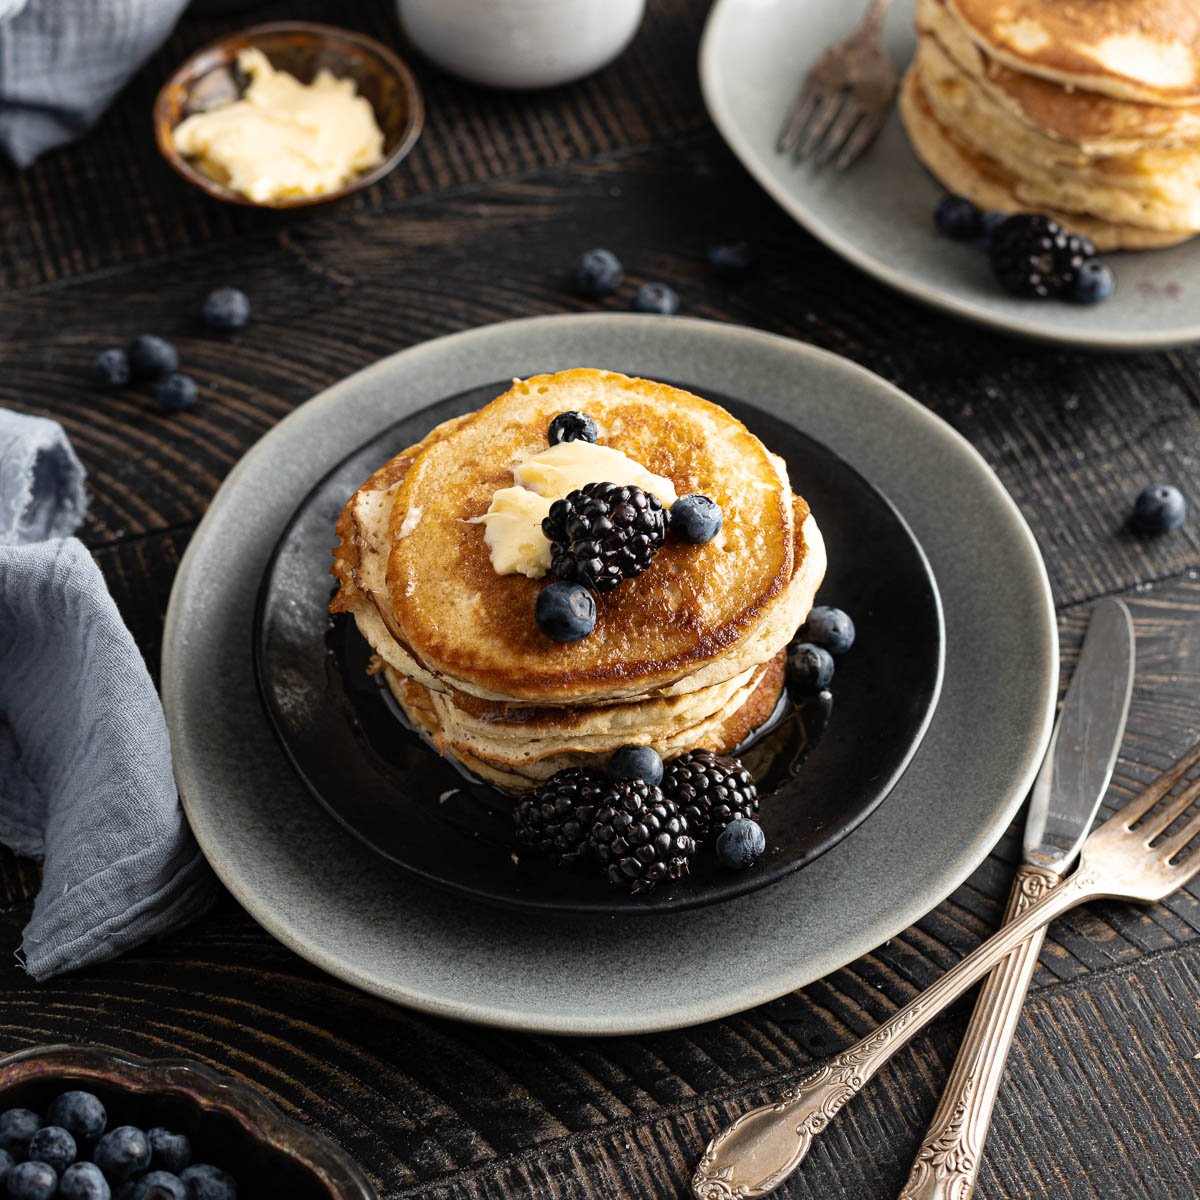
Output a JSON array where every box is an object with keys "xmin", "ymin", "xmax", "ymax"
[{"xmin": 1024, "ymin": 596, "xmax": 1135, "ymax": 873}]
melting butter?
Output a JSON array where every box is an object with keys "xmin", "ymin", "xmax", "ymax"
[
  {"xmin": 471, "ymin": 440, "xmax": 676, "ymax": 578},
  {"xmin": 172, "ymin": 48, "xmax": 384, "ymax": 203}
]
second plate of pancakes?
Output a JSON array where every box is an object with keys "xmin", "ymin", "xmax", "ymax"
[
  {"xmin": 701, "ymin": 0, "xmax": 1200, "ymax": 349},
  {"xmin": 254, "ymin": 380, "xmax": 943, "ymax": 915}
]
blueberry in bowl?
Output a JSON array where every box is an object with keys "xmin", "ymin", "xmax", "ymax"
[{"xmin": 0, "ymin": 1045, "xmax": 375, "ymax": 1200}]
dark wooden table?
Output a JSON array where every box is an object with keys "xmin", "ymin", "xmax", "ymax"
[{"xmin": 3, "ymin": 2, "xmax": 1200, "ymax": 1196}]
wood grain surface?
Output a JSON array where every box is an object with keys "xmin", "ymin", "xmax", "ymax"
[{"xmin": 2, "ymin": 1, "xmax": 1199, "ymax": 1197}]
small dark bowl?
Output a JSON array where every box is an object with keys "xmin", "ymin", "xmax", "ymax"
[
  {"xmin": 154, "ymin": 21, "xmax": 423, "ymax": 209},
  {"xmin": 0, "ymin": 1044, "xmax": 376, "ymax": 1198}
]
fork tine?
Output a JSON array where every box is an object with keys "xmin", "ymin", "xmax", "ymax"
[
  {"xmin": 796, "ymin": 92, "xmax": 846, "ymax": 160},
  {"xmin": 835, "ymin": 109, "xmax": 886, "ymax": 170},
  {"xmin": 815, "ymin": 101, "xmax": 865, "ymax": 166},
  {"xmin": 777, "ymin": 83, "xmax": 818, "ymax": 154},
  {"xmin": 1111, "ymin": 738, "xmax": 1200, "ymax": 828},
  {"xmin": 1138, "ymin": 771, "xmax": 1200, "ymax": 842},
  {"xmin": 1157, "ymin": 808, "xmax": 1200, "ymax": 863}
]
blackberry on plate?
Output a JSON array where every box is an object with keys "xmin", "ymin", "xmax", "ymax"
[
  {"xmin": 5, "ymin": 1161, "xmax": 57, "ymax": 1200},
  {"xmin": 59, "ymin": 1162, "xmax": 109, "ymax": 1200},
  {"xmin": 788, "ymin": 642, "xmax": 835, "ymax": 693},
  {"xmin": 47, "ymin": 1092, "xmax": 107, "ymax": 1143},
  {"xmin": 631, "ymin": 282, "xmax": 679, "ymax": 315},
  {"xmin": 547, "ymin": 411, "xmax": 597, "ymax": 445},
  {"xmin": 542, "ymin": 482, "xmax": 667, "ymax": 593},
  {"xmin": 934, "ymin": 195, "xmax": 981, "ymax": 241},
  {"xmin": 662, "ymin": 749, "xmax": 758, "ymax": 841},
  {"xmin": 575, "ymin": 248, "xmax": 623, "ymax": 298},
  {"xmin": 1133, "ymin": 484, "xmax": 1187, "ymax": 533},
  {"xmin": 588, "ymin": 781, "xmax": 696, "ymax": 893},
  {"xmin": 178, "ymin": 1163, "xmax": 236, "ymax": 1200},
  {"xmin": 716, "ymin": 818, "xmax": 767, "ymax": 870},
  {"xmin": 515, "ymin": 768, "xmax": 607, "ymax": 866},
  {"xmin": 988, "ymin": 214, "xmax": 1079, "ymax": 298},
  {"xmin": 535, "ymin": 581, "xmax": 596, "ymax": 642},
  {"xmin": 670, "ymin": 494, "xmax": 722, "ymax": 544}
]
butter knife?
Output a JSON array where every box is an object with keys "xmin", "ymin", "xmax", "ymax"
[{"xmin": 898, "ymin": 596, "xmax": 1135, "ymax": 1200}]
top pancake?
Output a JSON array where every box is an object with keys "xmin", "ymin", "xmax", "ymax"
[
  {"xmin": 334, "ymin": 369, "xmax": 820, "ymax": 705},
  {"xmin": 945, "ymin": 0, "xmax": 1200, "ymax": 105}
]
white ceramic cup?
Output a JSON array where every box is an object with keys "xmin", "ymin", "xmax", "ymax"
[{"xmin": 396, "ymin": 0, "xmax": 646, "ymax": 89}]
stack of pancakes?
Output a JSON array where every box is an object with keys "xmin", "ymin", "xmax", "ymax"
[
  {"xmin": 901, "ymin": 0, "xmax": 1200, "ymax": 250},
  {"xmin": 330, "ymin": 369, "xmax": 826, "ymax": 791}
]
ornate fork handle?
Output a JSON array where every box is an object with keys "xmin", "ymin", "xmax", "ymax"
[
  {"xmin": 898, "ymin": 863, "xmax": 1061, "ymax": 1200},
  {"xmin": 691, "ymin": 868, "xmax": 1101, "ymax": 1199}
]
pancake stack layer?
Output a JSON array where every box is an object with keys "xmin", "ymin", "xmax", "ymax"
[
  {"xmin": 331, "ymin": 369, "xmax": 826, "ymax": 791},
  {"xmin": 901, "ymin": 0, "xmax": 1200, "ymax": 250}
]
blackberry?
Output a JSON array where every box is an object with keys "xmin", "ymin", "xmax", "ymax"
[
  {"xmin": 988, "ymin": 214, "xmax": 1079, "ymax": 298},
  {"xmin": 662, "ymin": 749, "xmax": 758, "ymax": 841},
  {"xmin": 542, "ymin": 482, "xmax": 667, "ymax": 593},
  {"xmin": 515, "ymin": 769, "xmax": 607, "ymax": 866},
  {"xmin": 588, "ymin": 781, "xmax": 696, "ymax": 893}
]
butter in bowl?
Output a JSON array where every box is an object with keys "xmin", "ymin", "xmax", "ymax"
[{"xmin": 154, "ymin": 22, "xmax": 423, "ymax": 209}]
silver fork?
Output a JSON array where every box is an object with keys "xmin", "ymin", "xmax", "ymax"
[
  {"xmin": 692, "ymin": 739, "xmax": 1200, "ymax": 1199},
  {"xmin": 776, "ymin": 0, "xmax": 897, "ymax": 170}
]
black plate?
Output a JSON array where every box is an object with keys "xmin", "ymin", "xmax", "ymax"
[{"xmin": 254, "ymin": 380, "xmax": 944, "ymax": 915}]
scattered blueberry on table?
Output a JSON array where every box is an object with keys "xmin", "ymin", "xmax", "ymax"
[
  {"xmin": 547, "ymin": 410, "xmax": 597, "ymax": 445},
  {"xmin": 606, "ymin": 744, "xmax": 664, "ymax": 787},
  {"xmin": 574, "ymin": 248, "xmax": 623, "ymax": 298},
  {"xmin": 716, "ymin": 817, "xmax": 767, "ymax": 870},
  {"xmin": 155, "ymin": 374, "xmax": 198, "ymax": 413},
  {"xmin": 534, "ymin": 580, "xmax": 596, "ymax": 642},
  {"xmin": 1132, "ymin": 484, "xmax": 1187, "ymax": 533},
  {"xmin": 670, "ymin": 494, "xmax": 723, "ymax": 544},
  {"xmin": 630, "ymin": 282, "xmax": 679, "ymax": 315},
  {"xmin": 799, "ymin": 605, "xmax": 856, "ymax": 656},
  {"xmin": 787, "ymin": 642, "xmax": 835, "ymax": 693},
  {"xmin": 90, "ymin": 350, "xmax": 131, "ymax": 389},
  {"xmin": 127, "ymin": 336, "xmax": 178, "ymax": 380},
  {"xmin": 707, "ymin": 241, "xmax": 753, "ymax": 277},
  {"xmin": 201, "ymin": 288, "xmax": 251, "ymax": 332}
]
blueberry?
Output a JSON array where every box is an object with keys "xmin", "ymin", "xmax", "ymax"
[
  {"xmin": 978, "ymin": 210, "xmax": 1008, "ymax": 247},
  {"xmin": 127, "ymin": 335, "xmax": 178, "ymax": 380},
  {"xmin": 0, "ymin": 1109, "xmax": 40, "ymax": 1158},
  {"xmin": 91, "ymin": 349, "xmax": 131, "ymax": 388},
  {"xmin": 799, "ymin": 606, "xmax": 855, "ymax": 656},
  {"xmin": 47, "ymin": 1093, "xmax": 107, "ymax": 1144},
  {"xmin": 0, "ymin": 1147, "xmax": 12, "ymax": 1179},
  {"xmin": 707, "ymin": 241, "xmax": 753, "ymax": 277},
  {"xmin": 155, "ymin": 373, "xmax": 198, "ymax": 413},
  {"xmin": 146, "ymin": 1131, "xmax": 190, "ymax": 1176},
  {"xmin": 716, "ymin": 818, "xmax": 766, "ymax": 869},
  {"xmin": 201, "ymin": 287, "xmax": 251, "ymax": 331},
  {"xmin": 59, "ymin": 1162, "xmax": 111, "ymax": 1200},
  {"xmin": 178, "ymin": 1164, "xmax": 236, "ymax": 1200},
  {"xmin": 631, "ymin": 282, "xmax": 679, "ymax": 315},
  {"xmin": 1132, "ymin": 484, "xmax": 1187, "ymax": 534},
  {"xmin": 4, "ymin": 1160, "xmax": 57, "ymax": 1200},
  {"xmin": 607, "ymin": 745, "xmax": 664, "ymax": 787},
  {"xmin": 535, "ymin": 582, "xmax": 596, "ymax": 643},
  {"xmin": 574, "ymin": 248, "xmax": 623, "ymax": 298},
  {"xmin": 93, "ymin": 1127, "xmax": 151, "ymax": 1183},
  {"xmin": 1071, "ymin": 259, "xmax": 1115, "ymax": 304},
  {"xmin": 547, "ymin": 411, "xmax": 597, "ymax": 446},
  {"xmin": 129, "ymin": 1171, "xmax": 186, "ymax": 1200},
  {"xmin": 934, "ymin": 195, "xmax": 982, "ymax": 241},
  {"xmin": 27, "ymin": 1126, "xmax": 75, "ymax": 1174},
  {"xmin": 670, "ymin": 494, "xmax": 723, "ymax": 544},
  {"xmin": 787, "ymin": 642, "xmax": 835, "ymax": 693}
]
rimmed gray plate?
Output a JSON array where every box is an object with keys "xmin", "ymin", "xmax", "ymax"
[
  {"xmin": 163, "ymin": 314, "xmax": 1057, "ymax": 1036},
  {"xmin": 700, "ymin": 0, "xmax": 1200, "ymax": 351}
]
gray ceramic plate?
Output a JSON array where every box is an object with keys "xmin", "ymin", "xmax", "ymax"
[
  {"xmin": 700, "ymin": 0, "xmax": 1200, "ymax": 351},
  {"xmin": 163, "ymin": 314, "xmax": 1057, "ymax": 1036}
]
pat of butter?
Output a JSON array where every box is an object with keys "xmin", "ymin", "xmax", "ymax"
[
  {"xmin": 172, "ymin": 48, "xmax": 385, "ymax": 203},
  {"xmin": 470, "ymin": 440, "xmax": 676, "ymax": 578}
]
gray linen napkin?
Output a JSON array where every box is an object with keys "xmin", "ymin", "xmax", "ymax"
[
  {"xmin": 0, "ymin": 408, "xmax": 216, "ymax": 979},
  {"xmin": 0, "ymin": 0, "xmax": 189, "ymax": 168}
]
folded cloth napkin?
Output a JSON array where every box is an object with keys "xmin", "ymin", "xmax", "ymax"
[
  {"xmin": 0, "ymin": 0, "xmax": 189, "ymax": 168},
  {"xmin": 0, "ymin": 408, "xmax": 216, "ymax": 979}
]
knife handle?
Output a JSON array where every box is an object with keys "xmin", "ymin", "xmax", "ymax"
[{"xmin": 897, "ymin": 863, "xmax": 1062, "ymax": 1200}]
